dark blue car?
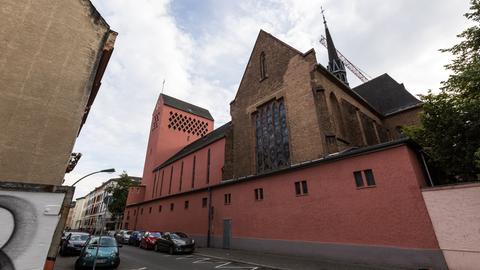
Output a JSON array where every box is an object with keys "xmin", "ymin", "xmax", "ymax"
[{"xmin": 128, "ymin": 231, "xmax": 145, "ymax": 246}]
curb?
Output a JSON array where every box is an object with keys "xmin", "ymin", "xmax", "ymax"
[{"xmin": 194, "ymin": 252, "xmax": 290, "ymax": 270}]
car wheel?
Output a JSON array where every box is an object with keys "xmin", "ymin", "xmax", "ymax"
[
  {"xmin": 168, "ymin": 246, "xmax": 174, "ymax": 255},
  {"xmin": 74, "ymin": 260, "xmax": 83, "ymax": 270}
]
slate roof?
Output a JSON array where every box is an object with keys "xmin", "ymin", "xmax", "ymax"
[
  {"xmin": 161, "ymin": 94, "xmax": 214, "ymax": 120},
  {"xmin": 153, "ymin": 122, "xmax": 232, "ymax": 172},
  {"xmin": 352, "ymin": 73, "xmax": 422, "ymax": 116}
]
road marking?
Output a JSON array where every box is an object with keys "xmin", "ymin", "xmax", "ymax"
[
  {"xmin": 192, "ymin": 258, "xmax": 211, "ymax": 263},
  {"xmin": 129, "ymin": 267, "xmax": 148, "ymax": 270},
  {"xmin": 176, "ymin": 255, "xmax": 195, "ymax": 260},
  {"xmin": 214, "ymin": 261, "xmax": 259, "ymax": 270}
]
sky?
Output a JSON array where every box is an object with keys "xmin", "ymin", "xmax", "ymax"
[{"xmin": 64, "ymin": 0, "xmax": 473, "ymax": 199}]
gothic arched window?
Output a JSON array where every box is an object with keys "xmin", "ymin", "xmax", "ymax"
[
  {"xmin": 260, "ymin": 51, "xmax": 267, "ymax": 80},
  {"xmin": 255, "ymin": 99, "xmax": 290, "ymax": 173},
  {"xmin": 329, "ymin": 93, "xmax": 346, "ymax": 139}
]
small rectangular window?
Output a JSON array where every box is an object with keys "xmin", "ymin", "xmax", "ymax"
[
  {"xmin": 295, "ymin": 182, "xmax": 301, "ymax": 195},
  {"xmin": 301, "ymin": 181, "xmax": 308, "ymax": 194},
  {"xmin": 224, "ymin": 193, "xmax": 231, "ymax": 205},
  {"xmin": 184, "ymin": 200, "xmax": 189, "ymax": 209},
  {"xmin": 202, "ymin": 197, "xmax": 208, "ymax": 208},
  {"xmin": 254, "ymin": 188, "xmax": 264, "ymax": 200},
  {"xmin": 149, "ymin": 207, "xmax": 152, "ymax": 213},
  {"xmin": 170, "ymin": 203, "xmax": 174, "ymax": 211},
  {"xmin": 353, "ymin": 171, "xmax": 364, "ymax": 187},
  {"xmin": 364, "ymin": 169, "xmax": 376, "ymax": 186},
  {"xmin": 295, "ymin": 181, "xmax": 308, "ymax": 196},
  {"xmin": 158, "ymin": 205, "xmax": 162, "ymax": 212}
]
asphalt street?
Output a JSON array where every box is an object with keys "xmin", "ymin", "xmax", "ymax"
[{"xmin": 54, "ymin": 245, "xmax": 274, "ymax": 270}]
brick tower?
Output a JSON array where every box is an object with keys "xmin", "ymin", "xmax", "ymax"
[{"xmin": 141, "ymin": 94, "xmax": 214, "ymax": 196}]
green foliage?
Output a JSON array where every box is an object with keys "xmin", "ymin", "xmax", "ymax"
[
  {"xmin": 106, "ymin": 172, "xmax": 137, "ymax": 219},
  {"xmin": 404, "ymin": 1, "xmax": 480, "ymax": 180}
]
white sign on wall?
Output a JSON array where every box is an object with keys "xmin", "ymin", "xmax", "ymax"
[{"xmin": 0, "ymin": 190, "xmax": 65, "ymax": 270}]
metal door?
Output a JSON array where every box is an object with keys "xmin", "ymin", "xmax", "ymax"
[{"xmin": 222, "ymin": 219, "xmax": 232, "ymax": 249}]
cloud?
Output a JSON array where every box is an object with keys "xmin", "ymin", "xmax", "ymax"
[{"xmin": 65, "ymin": 0, "xmax": 471, "ymax": 199}]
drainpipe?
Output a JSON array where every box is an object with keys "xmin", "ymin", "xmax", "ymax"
[
  {"xmin": 420, "ymin": 152, "xmax": 434, "ymax": 187},
  {"xmin": 207, "ymin": 187, "xmax": 213, "ymax": 247}
]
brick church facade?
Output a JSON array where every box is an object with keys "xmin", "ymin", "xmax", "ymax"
[{"xmin": 123, "ymin": 23, "xmax": 448, "ymax": 269}]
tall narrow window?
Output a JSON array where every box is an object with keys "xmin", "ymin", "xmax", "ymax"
[
  {"xmin": 179, "ymin": 161, "xmax": 184, "ymax": 192},
  {"xmin": 152, "ymin": 172, "xmax": 158, "ymax": 198},
  {"xmin": 202, "ymin": 197, "xmax": 208, "ymax": 208},
  {"xmin": 354, "ymin": 171, "xmax": 364, "ymax": 187},
  {"xmin": 159, "ymin": 170, "xmax": 165, "ymax": 196},
  {"xmin": 364, "ymin": 169, "xmax": 376, "ymax": 186},
  {"xmin": 184, "ymin": 200, "xmax": 189, "ymax": 209},
  {"xmin": 170, "ymin": 203, "xmax": 174, "ymax": 211},
  {"xmin": 192, "ymin": 155, "xmax": 196, "ymax": 188},
  {"xmin": 329, "ymin": 93, "xmax": 346, "ymax": 139},
  {"xmin": 254, "ymin": 188, "xmax": 264, "ymax": 201},
  {"xmin": 260, "ymin": 51, "xmax": 267, "ymax": 80},
  {"xmin": 206, "ymin": 149, "xmax": 211, "ymax": 184},
  {"xmin": 168, "ymin": 166, "xmax": 173, "ymax": 194},
  {"xmin": 224, "ymin": 193, "xmax": 231, "ymax": 205},
  {"xmin": 158, "ymin": 205, "xmax": 162, "ymax": 212},
  {"xmin": 255, "ymin": 99, "xmax": 290, "ymax": 173}
]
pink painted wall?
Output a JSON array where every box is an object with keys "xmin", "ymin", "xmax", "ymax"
[
  {"xmin": 422, "ymin": 183, "xmax": 480, "ymax": 270},
  {"xmin": 125, "ymin": 145, "xmax": 439, "ymax": 250}
]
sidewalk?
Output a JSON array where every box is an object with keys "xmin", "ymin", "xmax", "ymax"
[{"xmin": 195, "ymin": 248, "xmax": 402, "ymax": 270}]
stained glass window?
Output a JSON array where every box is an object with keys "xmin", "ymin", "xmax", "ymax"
[{"xmin": 255, "ymin": 99, "xmax": 290, "ymax": 173}]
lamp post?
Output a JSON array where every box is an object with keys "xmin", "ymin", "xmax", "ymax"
[{"xmin": 71, "ymin": 168, "xmax": 116, "ymax": 186}]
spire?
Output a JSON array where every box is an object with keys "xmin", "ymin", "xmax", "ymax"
[{"xmin": 321, "ymin": 7, "xmax": 349, "ymax": 85}]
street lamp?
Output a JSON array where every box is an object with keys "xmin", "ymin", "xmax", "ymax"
[{"xmin": 71, "ymin": 168, "xmax": 116, "ymax": 186}]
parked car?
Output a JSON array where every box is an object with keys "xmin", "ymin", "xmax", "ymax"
[
  {"xmin": 154, "ymin": 232, "xmax": 195, "ymax": 254},
  {"xmin": 115, "ymin": 230, "xmax": 132, "ymax": 244},
  {"xmin": 59, "ymin": 232, "xmax": 90, "ymax": 256},
  {"xmin": 139, "ymin": 231, "xmax": 162, "ymax": 250},
  {"xmin": 75, "ymin": 236, "xmax": 121, "ymax": 270},
  {"xmin": 128, "ymin": 231, "xmax": 145, "ymax": 246}
]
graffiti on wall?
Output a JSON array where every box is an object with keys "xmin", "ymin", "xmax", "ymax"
[{"xmin": 0, "ymin": 191, "xmax": 64, "ymax": 270}]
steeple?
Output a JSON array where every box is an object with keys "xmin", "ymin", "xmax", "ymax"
[{"xmin": 322, "ymin": 8, "xmax": 349, "ymax": 86}]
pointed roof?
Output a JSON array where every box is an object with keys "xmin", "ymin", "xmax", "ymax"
[
  {"xmin": 230, "ymin": 29, "xmax": 316, "ymax": 105},
  {"xmin": 352, "ymin": 73, "xmax": 422, "ymax": 116},
  {"xmin": 161, "ymin": 94, "xmax": 214, "ymax": 120},
  {"xmin": 323, "ymin": 14, "xmax": 340, "ymax": 65}
]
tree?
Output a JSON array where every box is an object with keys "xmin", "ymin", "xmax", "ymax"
[
  {"xmin": 106, "ymin": 172, "xmax": 137, "ymax": 227},
  {"xmin": 404, "ymin": 0, "xmax": 480, "ymax": 181}
]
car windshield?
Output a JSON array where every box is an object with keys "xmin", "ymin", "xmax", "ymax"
[
  {"xmin": 70, "ymin": 235, "xmax": 89, "ymax": 241},
  {"xmin": 88, "ymin": 237, "xmax": 117, "ymax": 247},
  {"xmin": 150, "ymin": 232, "xmax": 161, "ymax": 238},
  {"xmin": 171, "ymin": 232, "xmax": 188, "ymax": 239}
]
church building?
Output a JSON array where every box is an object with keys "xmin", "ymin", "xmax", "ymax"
[{"xmin": 123, "ymin": 20, "xmax": 448, "ymax": 269}]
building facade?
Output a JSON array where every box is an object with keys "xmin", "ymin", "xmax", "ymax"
[
  {"xmin": 82, "ymin": 177, "xmax": 141, "ymax": 232},
  {"xmin": 0, "ymin": 1, "xmax": 116, "ymax": 269},
  {"xmin": 70, "ymin": 196, "xmax": 87, "ymax": 230},
  {"xmin": 122, "ymin": 24, "xmax": 449, "ymax": 269}
]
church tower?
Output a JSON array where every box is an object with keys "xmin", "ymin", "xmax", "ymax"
[
  {"xmin": 141, "ymin": 93, "xmax": 214, "ymax": 196},
  {"xmin": 323, "ymin": 11, "xmax": 349, "ymax": 85}
]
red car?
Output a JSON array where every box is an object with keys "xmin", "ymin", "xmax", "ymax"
[{"xmin": 139, "ymin": 232, "xmax": 163, "ymax": 249}]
